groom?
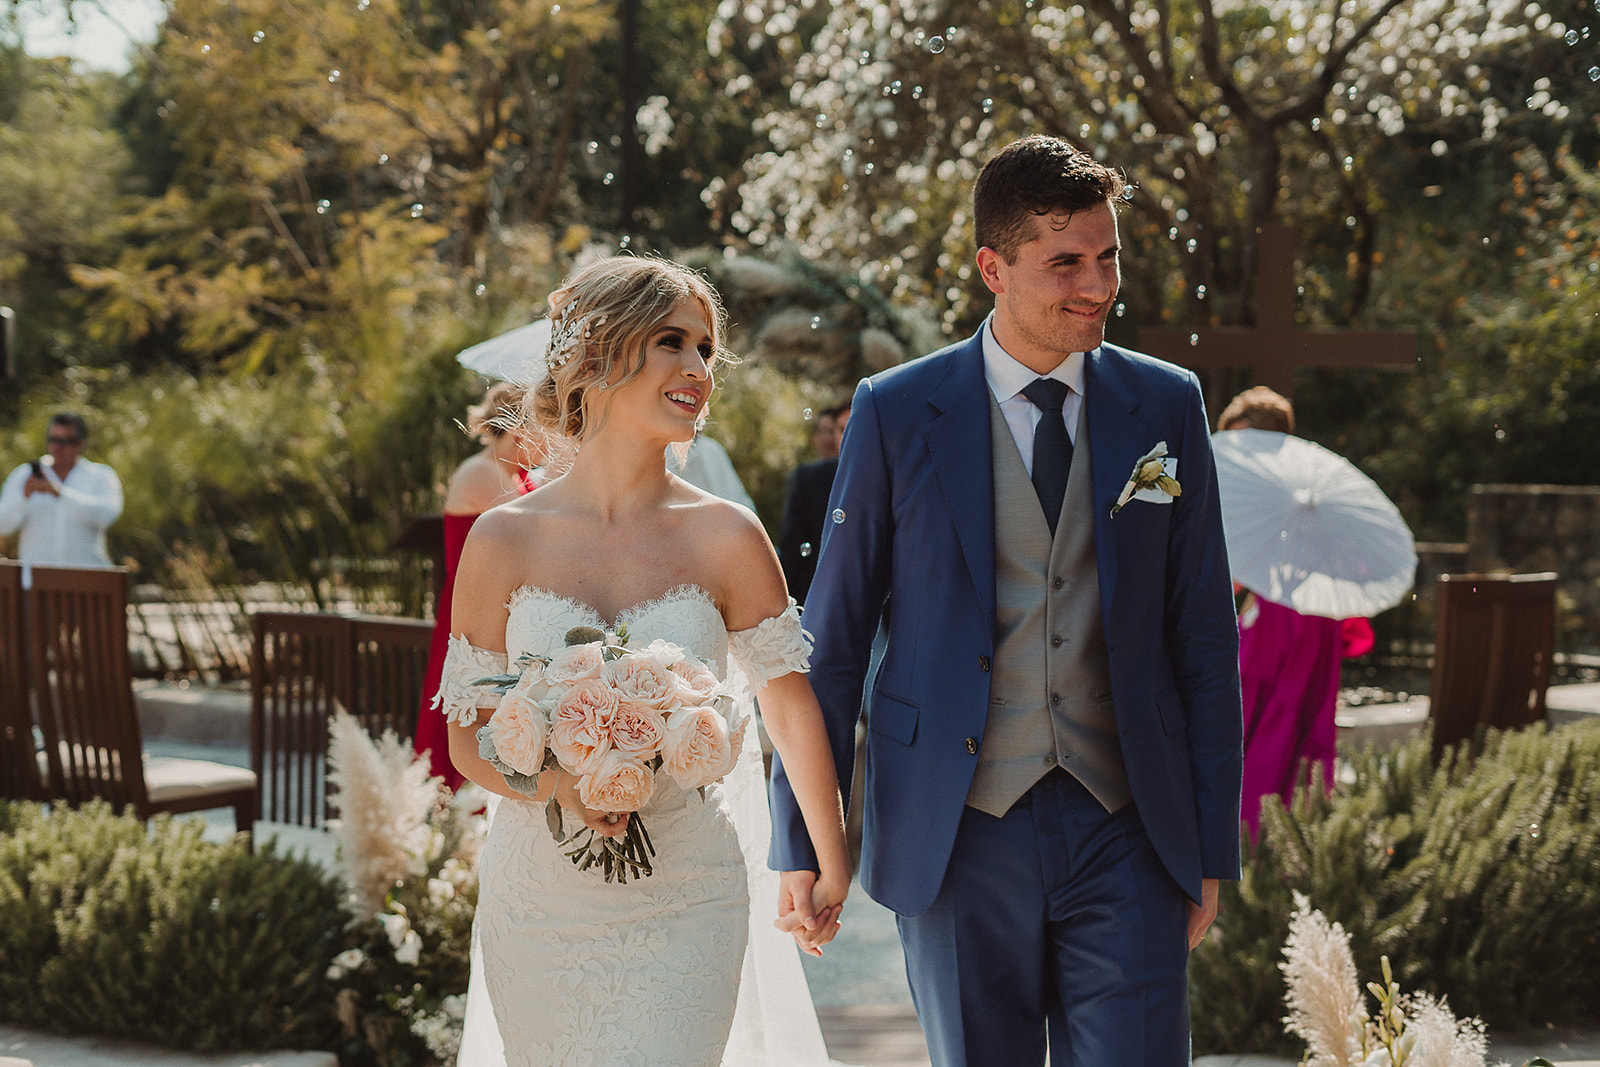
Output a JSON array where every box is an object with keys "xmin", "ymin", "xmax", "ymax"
[{"xmin": 770, "ymin": 135, "xmax": 1242, "ymax": 1065}]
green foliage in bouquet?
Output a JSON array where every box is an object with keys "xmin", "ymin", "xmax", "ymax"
[
  {"xmin": 1190, "ymin": 722, "xmax": 1600, "ymax": 1056},
  {"xmin": 0, "ymin": 800, "xmax": 346, "ymax": 1052}
]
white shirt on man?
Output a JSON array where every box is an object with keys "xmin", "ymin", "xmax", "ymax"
[
  {"xmin": 981, "ymin": 315, "xmax": 1087, "ymax": 476},
  {"xmin": 0, "ymin": 456, "xmax": 124, "ymax": 586}
]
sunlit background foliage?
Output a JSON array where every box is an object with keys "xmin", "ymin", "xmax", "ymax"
[{"xmin": 1, "ymin": 0, "xmax": 1597, "ymax": 612}]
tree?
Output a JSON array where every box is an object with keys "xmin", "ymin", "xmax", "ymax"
[
  {"xmin": 0, "ymin": 46, "xmax": 131, "ymax": 387},
  {"xmin": 718, "ymin": 0, "xmax": 1589, "ymax": 350}
]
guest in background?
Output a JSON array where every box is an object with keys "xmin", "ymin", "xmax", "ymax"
[
  {"xmin": 0, "ymin": 412, "xmax": 123, "ymax": 588},
  {"xmin": 413, "ymin": 382, "xmax": 546, "ymax": 789},
  {"xmin": 778, "ymin": 400, "xmax": 851, "ymax": 604},
  {"xmin": 1217, "ymin": 386, "xmax": 1374, "ymax": 835}
]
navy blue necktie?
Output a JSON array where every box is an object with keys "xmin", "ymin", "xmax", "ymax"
[{"xmin": 1021, "ymin": 377, "xmax": 1073, "ymax": 535}]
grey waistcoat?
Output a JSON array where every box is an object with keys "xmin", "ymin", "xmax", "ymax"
[{"xmin": 965, "ymin": 390, "xmax": 1132, "ymax": 817}]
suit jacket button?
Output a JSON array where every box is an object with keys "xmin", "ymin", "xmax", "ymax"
[
  {"xmin": 965, "ymin": 737, "xmax": 978, "ymax": 755},
  {"xmin": 977, "ymin": 655, "xmax": 990, "ymax": 672}
]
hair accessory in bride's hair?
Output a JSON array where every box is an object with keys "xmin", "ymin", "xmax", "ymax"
[{"xmin": 545, "ymin": 310, "xmax": 609, "ymax": 372}]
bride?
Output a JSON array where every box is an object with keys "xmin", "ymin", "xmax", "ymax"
[{"xmin": 438, "ymin": 256, "xmax": 853, "ymax": 1067}]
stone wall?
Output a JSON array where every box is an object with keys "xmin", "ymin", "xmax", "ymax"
[{"xmin": 1467, "ymin": 484, "xmax": 1600, "ymax": 655}]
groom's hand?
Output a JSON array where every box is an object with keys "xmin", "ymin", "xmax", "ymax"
[
  {"xmin": 776, "ymin": 870, "xmax": 844, "ymax": 957},
  {"xmin": 1187, "ymin": 878, "xmax": 1220, "ymax": 949},
  {"xmin": 775, "ymin": 870, "xmax": 819, "ymax": 934}
]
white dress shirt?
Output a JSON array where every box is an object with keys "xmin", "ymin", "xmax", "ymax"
[
  {"xmin": 0, "ymin": 456, "xmax": 124, "ymax": 586},
  {"xmin": 980, "ymin": 317, "xmax": 1087, "ymax": 477}
]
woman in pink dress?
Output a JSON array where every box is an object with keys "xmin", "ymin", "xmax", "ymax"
[
  {"xmin": 1218, "ymin": 387, "xmax": 1375, "ymax": 835},
  {"xmin": 413, "ymin": 381, "xmax": 546, "ymax": 790}
]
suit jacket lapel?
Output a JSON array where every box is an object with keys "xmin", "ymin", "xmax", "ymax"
[
  {"xmin": 926, "ymin": 337, "xmax": 998, "ymax": 638},
  {"xmin": 1085, "ymin": 345, "xmax": 1150, "ymax": 612}
]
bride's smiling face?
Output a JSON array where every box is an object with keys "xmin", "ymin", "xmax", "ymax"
[{"xmin": 591, "ymin": 300, "xmax": 716, "ymax": 444}]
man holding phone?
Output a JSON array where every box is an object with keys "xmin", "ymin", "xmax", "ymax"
[{"xmin": 0, "ymin": 412, "xmax": 124, "ymax": 587}]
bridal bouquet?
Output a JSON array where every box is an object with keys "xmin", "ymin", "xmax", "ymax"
[{"xmin": 472, "ymin": 624, "xmax": 748, "ymax": 883}]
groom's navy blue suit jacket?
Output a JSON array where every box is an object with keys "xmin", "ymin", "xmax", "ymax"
[{"xmin": 769, "ymin": 332, "xmax": 1243, "ymax": 917}]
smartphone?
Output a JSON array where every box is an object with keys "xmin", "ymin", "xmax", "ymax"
[{"xmin": 29, "ymin": 461, "xmax": 43, "ymax": 478}]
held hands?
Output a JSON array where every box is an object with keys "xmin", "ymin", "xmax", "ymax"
[
  {"xmin": 551, "ymin": 771, "xmax": 630, "ymax": 839},
  {"xmin": 775, "ymin": 868, "xmax": 850, "ymax": 957},
  {"xmin": 23, "ymin": 474, "xmax": 57, "ymax": 498}
]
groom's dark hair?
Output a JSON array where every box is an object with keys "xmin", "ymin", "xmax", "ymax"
[{"xmin": 973, "ymin": 136, "xmax": 1128, "ymax": 263}]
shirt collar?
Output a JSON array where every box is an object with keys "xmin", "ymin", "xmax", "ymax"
[{"xmin": 980, "ymin": 315, "xmax": 1087, "ymax": 403}]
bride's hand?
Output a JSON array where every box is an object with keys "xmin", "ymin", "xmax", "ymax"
[
  {"xmin": 775, "ymin": 868, "xmax": 848, "ymax": 956},
  {"xmin": 552, "ymin": 771, "xmax": 630, "ymax": 838}
]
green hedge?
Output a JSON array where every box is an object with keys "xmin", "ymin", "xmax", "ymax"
[
  {"xmin": 1191, "ymin": 721, "xmax": 1600, "ymax": 1055},
  {"xmin": 0, "ymin": 801, "xmax": 348, "ymax": 1054}
]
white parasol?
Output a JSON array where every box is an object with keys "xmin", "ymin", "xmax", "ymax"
[
  {"xmin": 1212, "ymin": 428, "xmax": 1417, "ymax": 619},
  {"xmin": 456, "ymin": 318, "xmax": 552, "ymax": 383}
]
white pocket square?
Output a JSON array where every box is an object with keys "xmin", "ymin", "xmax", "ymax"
[{"xmin": 1131, "ymin": 458, "xmax": 1179, "ymax": 503}]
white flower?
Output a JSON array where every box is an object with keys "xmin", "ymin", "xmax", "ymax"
[
  {"xmin": 394, "ymin": 930, "xmax": 423, "ymax": 966},
  {"xmin": 379, "ymin": 909, "xmax": 412, "ymax": 950},
  {"xmin": 325, "ymin": 947, "xmax": 367, "ymax": 980}
]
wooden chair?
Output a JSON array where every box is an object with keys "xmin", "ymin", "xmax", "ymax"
[
  {"xmin": 1428, "ymin": 572, "xmax": 1558, "ymax": 758},
  {"xmin": 27, "ymin": 565, "xmax": 256, "ymax": 835},
  {"xmin": 252, "ymin": 612, "xmax": 432, "ymax": 828},
  {"xmin": 0, "ymin": 560, "xmax": 42, "ymax": 801}
]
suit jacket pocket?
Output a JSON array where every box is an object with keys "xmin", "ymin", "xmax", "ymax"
[{"xmin": 869, "ymin": 689, "xmax": 919, "ymax": 745}]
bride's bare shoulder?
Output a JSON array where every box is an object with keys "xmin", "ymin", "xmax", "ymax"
[{"xmin": 676, "ymin": 490, "xmax": 787, "ymax": 626}]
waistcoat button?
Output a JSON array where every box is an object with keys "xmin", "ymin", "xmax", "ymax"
[
  {"xmin": 965, "ymin": 737, "xmax": 978, "ymax": 755},
  {"xmin": 977, "ymin": 655, "xmax": 991, "ymax": 672}
]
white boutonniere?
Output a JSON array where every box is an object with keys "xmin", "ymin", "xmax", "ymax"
[{"xmin": 1110, "ymin": 441, "xmax": 1182, "ymax": 516}]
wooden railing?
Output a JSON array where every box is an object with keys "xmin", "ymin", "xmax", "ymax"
[{"xmin": 250, "ymin": 611, "xmax": 433, "ymax": 828}]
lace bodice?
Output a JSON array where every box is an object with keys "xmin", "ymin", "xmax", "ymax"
[{"xmin": 436, "ymin": 584, "xmax": 810, "ymax": 728}]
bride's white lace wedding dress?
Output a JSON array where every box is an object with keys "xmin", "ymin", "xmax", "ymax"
[{"xmin": 437, "ymin": 584, "xmax": 838, "ymax": 1067}]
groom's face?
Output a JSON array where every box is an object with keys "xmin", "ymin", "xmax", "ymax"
[{"xmin": 978, "ymin": 201, "xmax": 1121, "ymax": 372}]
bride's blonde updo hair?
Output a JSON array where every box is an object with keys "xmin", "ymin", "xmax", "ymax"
[{"xmin": 531, "ymin": 256, "xmax": 729, "ymax": 451}]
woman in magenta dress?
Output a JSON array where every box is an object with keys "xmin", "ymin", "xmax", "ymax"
[
  {"xmin": 1218, "ymin": 387, "xmax": 1375, "ymax": 835},
  {"xmin": 414, "ymin": 382, "xmax": 546, "ymax": 790},
  {"xmin": 1235, "ymin": 592, "xmax": 1373, "ymax": 833}
]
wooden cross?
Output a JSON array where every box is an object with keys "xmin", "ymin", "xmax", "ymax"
[{"xmin": 1137, "ymin": 224, "xmax": 1416, "ymax": 396}]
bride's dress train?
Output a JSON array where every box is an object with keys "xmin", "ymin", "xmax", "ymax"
[{"xmin": 440, "ymin": 585, "xmax": 839, "ymax": 1067}]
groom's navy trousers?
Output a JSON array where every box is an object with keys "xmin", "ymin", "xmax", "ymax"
[{"xmin": 898, "ymin": 771, "xmax": 1189, "ymax": 1066}]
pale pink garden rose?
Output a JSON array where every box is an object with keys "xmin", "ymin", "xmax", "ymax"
[
  {"xmin": 549, "ymin": 678, "xmax": 618, "ymax": 774},
  {"xmin": 635, "ymin": 638, "xmax": 686, "ymax": 667},
  {"xmin": 545, "ymin": 642, "xmax": 605, "ymax": 687},
  {"xmin": 603, "ymin": 653, "xmax": 681, "ymax": 711},
  {"xmin": 661, "ymin": 705, "xmax": 735, "ymax": 790},
  {"xmin": 609, "ymin": 701, "xmax": 667, "ymax": 760},
  {"xmin": 669, "ymin": 657, "xmax": 720, "ymax": 703},
  {"xmin": 488, "ymin": 691, "xmax": 547, "ymax": 776},
  {"xmin": 509, "ymin": 659, "xmax": 553, "ymax": 704},
  {"xmin": 577, "ymin": 750, "xmax": 656, "ymax": 813}
]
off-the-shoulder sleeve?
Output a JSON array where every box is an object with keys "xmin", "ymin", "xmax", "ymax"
[
  {"xmin": 727, "ymin": 599, "xmax": 812, "ymax": 692},
  {"xmin": 433, "ymin": 635, "xmax": 508, "ymax": 726}
]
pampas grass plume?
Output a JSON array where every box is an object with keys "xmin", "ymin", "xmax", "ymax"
[
  {"xmin": 1402, "ymin": 994, "xmax": 1489, "ymax": 1067},
  {"xmin": 1282, "ymin": 892, "xmax": 1364, "ymax": 1067},
  {"xmin": 327, "ymin": 712, "xmax": 445, "ymax": 913}
]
